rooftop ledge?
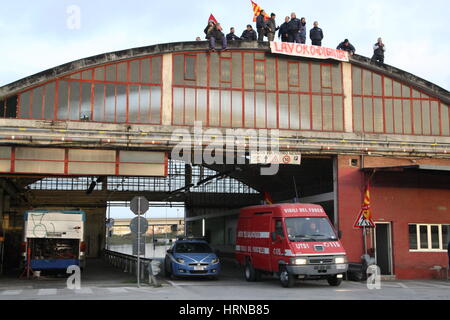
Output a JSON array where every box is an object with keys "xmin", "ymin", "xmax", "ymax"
[{"xmin": 0, "ymin": 40, "xmax": 449, "ymax": 104}]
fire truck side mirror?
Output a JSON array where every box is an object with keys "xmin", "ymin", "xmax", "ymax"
[{"xmin": 338, "ymin": 231, "xmax": 343, "ymax": 240}]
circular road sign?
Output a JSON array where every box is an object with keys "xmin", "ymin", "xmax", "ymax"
[
  {"xmin": 130, "ymin": 217, "xmax": 149, "ymax": 235},
  {"xmin": 282, "ymin": 155, "xmax": 291, "ymax": 164},
  {"xmin": 130, "ymin": 196, "xmax": 150, "ymax": 215}
]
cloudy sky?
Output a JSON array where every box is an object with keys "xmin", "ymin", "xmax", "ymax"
[{"xmin": 0, "ymin": 0, "xmax": 449, "ymax": 90}]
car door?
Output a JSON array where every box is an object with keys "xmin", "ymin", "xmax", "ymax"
[{"xmin": 270, "ymin": 218, "xmax": 287, "ymax": 272}]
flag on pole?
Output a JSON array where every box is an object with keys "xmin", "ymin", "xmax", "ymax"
[
  {"xmin": 263, "ymin": 192, "xmax": 274, "ymax": 205},
  {"xmin": 251, "ymin": 0, "xmax": 270, "ymax": 22},
  {"xmin": 208, "ymin": 14, "xmax": 218, "ymax": 24},
  {"xmin": 354, "ymin": 185, "xmax": 376, "ymax": 229}
]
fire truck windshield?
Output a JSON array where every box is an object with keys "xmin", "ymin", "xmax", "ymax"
[{"xmin": 285, "ymin": 217, "xmax": 338, "ymax": 242}]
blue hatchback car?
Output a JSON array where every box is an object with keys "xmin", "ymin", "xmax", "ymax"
[{"xmin": 164, "ymin": 239, "xmax": 221, "ymax": 279}]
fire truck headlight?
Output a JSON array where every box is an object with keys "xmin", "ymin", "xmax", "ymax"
[
  {"xmin": 292, "ymin": 258, "xmax": 308, "ymax": 265},
  {"xmin": 335, "ymin": 257, "xmax": 347, "ymax": 264}
]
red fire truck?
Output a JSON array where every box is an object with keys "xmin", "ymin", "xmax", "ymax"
[{"xmin": 236, "ymin": 204, "xmax": 348, "ymax": 288}]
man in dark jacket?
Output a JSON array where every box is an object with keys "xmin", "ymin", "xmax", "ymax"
[
  {"xmin": 204, "ymin": 21, "xmax": 215, "ymax": 39},
  {"xmin": 371, "ymin": 37, "xmax": 386, "ymax": 64},
  {"xmin": 266, "ymin": 13, "xmax": 279, "ymax": 42},
  {"xmin": 206, "ymin": 23, "xmax": 227, "ymax": 52},
  {"xmin": 278, "ymin": 16, "xmax": 290, "ymax": 42},
  {"xmin": 287, "ymin": 12, "xmax": 301, "ymax": 43},
  {"xmin": 310, "ymin": 21, "xmax": 324, "ymax": 46},
  {"xmin": 299, "ymin": 18, "xmax": 307, "ymax": 44},
  {"xmin": 241, "ymin": 25, "xmax": 257, "ymax": 41},
  {"xmin": 337, "ymin": 39, "xmax": 356, "ymax": 55},
  {"xmin": 226, "ymin": 27, "xmax": 241, "ymax": 41},
  {"xmin": 256, "ymin": 10, "xmax": 267, "ymax": 42}
]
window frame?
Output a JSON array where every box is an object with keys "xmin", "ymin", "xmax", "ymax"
[
  {"xmin": 184, "ymin": 54, "xmax": 197, "ymax": 82},
  {"xmin": 409, "ymin": 224, "xmax": 449, "ymax": 252}
]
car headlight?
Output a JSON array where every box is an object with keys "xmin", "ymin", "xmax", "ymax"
[
  {"xmin": 291, "ymin": 258, "xmax": 308, "ymax": 265},
  {"xmin": 211, "ymin": 258, "xmax": 220, "ymax": 265},
  {"xmin": 335, "ymin": 257, "xmax": 347, "ymax": 264},
  {"xmin": 176, "ymin": 258, "xmax": 185, "ymax": 264}
]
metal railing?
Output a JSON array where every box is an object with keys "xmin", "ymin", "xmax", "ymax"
[{"xmin": 103, "ymin": 249, "xmax": 162, "ymax": 283}]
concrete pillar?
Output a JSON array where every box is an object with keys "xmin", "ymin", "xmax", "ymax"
[
  {"xmin": 83, "ymin": 207, "xmax": 107, "ymax": 258},
  {"xmin": 342, "ymin": 62, "xmax": 353, "ymax": 133},
  {"xmin": 161, "ymin": 53, "xmax": 173, "ymax": 126}
]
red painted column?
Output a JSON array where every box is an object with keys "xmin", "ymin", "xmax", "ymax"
[{"xmin": 337, "ymin": 155, "xmax": 365, "ymax": 263}]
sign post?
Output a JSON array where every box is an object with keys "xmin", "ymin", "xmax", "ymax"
[
  {"xmin": 354, "ymin": 186, "xmax": 376, "ymax": 256},
  {"xmin": 130, "ymin": 196, "xmax": 149, "ymax": 288}
]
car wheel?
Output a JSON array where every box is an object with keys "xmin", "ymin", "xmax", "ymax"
[
  {"xmin": 164, "ymin": 260, "xmax": 173, "ymax": 278},
  {"xmin": 244, "ymin": 262, "xmax": 259, "ymax": 282},
  {"xmin": 279, "ymin": 266, "xmax": 296, "ymax": 288},
  {"xmin": 328, "ymin": 276, "xmax": 343, "ymax": 287}
]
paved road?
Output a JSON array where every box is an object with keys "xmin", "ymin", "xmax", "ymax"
[
  {"xmin": 1, "ymin": 277, "xmax": 450, "ymax": 300},
  {"xmin": 1, "ymin": 259, "xmax": 449, "ymax": 300}
]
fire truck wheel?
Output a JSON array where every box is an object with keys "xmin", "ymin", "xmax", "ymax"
[
  {"xmin": 279, "ymin": 266, "xmax": 296, "ymax": 288},
  {"xmin": 244, "ymin": 262, "xmax": 259, "ymax": 282},
  {"xmin": 327, "ymin": 275, "xmax": 343, "ymax": 287}
]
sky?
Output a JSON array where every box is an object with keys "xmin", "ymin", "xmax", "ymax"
[{"xmin": 0, "ymin": 0, "xmax": 449, "ymax": 90}]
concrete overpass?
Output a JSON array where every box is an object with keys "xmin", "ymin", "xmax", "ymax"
[{"xmin": 0, "ymin": 41, "xmax": 449, "ymax": 278}]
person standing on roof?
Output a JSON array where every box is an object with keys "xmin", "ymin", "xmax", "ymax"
[
  {"xmin": 256, "ymin": 10, "xmax": 267, "ymax": 42},
  {"xmin": 299, "ymin": 17, "xmax": 307, "ymax": 44},
  {"xmin": 337, "ymin": 39, "xmax": 356, "ymax": 55},
  {"xmin": 310, "ymin": 21, "xmax": 324, "ymax": 46},
  {"xmin": 287, "ymin": 12, "xmax": 301, "ymax": 43},
  {"xmin": 371, "ymin": 37, "xmax": 386, "ymax": 64},
  {"xmin": 266, "ymin": 13, "xmax": 279, "ymax": 42},
  {"xmin": 241, "ymin": 25, "xmax": 257, "ymax": 41},
  {"xmin": 278, "ymin": 16, "xmax": 290, "ymax": 42}
]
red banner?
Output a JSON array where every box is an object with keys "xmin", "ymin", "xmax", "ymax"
[{"xmin": 270, "ymin": 41, "xmax": 349, "ymax": 62}]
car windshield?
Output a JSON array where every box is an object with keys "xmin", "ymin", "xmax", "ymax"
[
  {"xmin": 175, "ymin": 243, "xmax": 213, "ymax": 254},
  {"xmin": 285, "ymin": 217, "xmax": 338, "ymax": 242}
]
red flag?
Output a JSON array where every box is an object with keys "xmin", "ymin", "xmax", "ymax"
[
  {"xmin": 208, "ymin": 14, "xmax": 218, "ymax": 24},
  {"xmin": 354, "ymin": 185, "xmax": 376, "ymax": 229},
  {"xmin": 263, "ymin": 192, "xmax": 273, "ymax": 205},
  {"xmin": 251, "ymin": 0, "xmax": 270, "ymax": 22}
]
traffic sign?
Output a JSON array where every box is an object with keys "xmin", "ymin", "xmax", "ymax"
[
  {"xmin": 132, "ymin": 235, "xmax": 146, "ymax": 256},
  {"xmin": 130, "ymin": 196, "xmax": 149, "ymax": 215},
  {"xmin": 130, "ymin": 217, "xmax": 149, "ymax": 235},
  {"xmin": 354, "ymin": 186, "xmax": 376, "ymax": 229},
  {"xmin": 354, "ymin": 209, "xmax": 376, "ymax": 229},
  {"xmin": 250, "ymin": 152, "xmax": 302, "ymax": 165}
]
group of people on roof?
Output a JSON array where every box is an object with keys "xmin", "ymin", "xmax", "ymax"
[{"xmin": 202, "ymin": 10, "xmax": 386, "ymax": 65}]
